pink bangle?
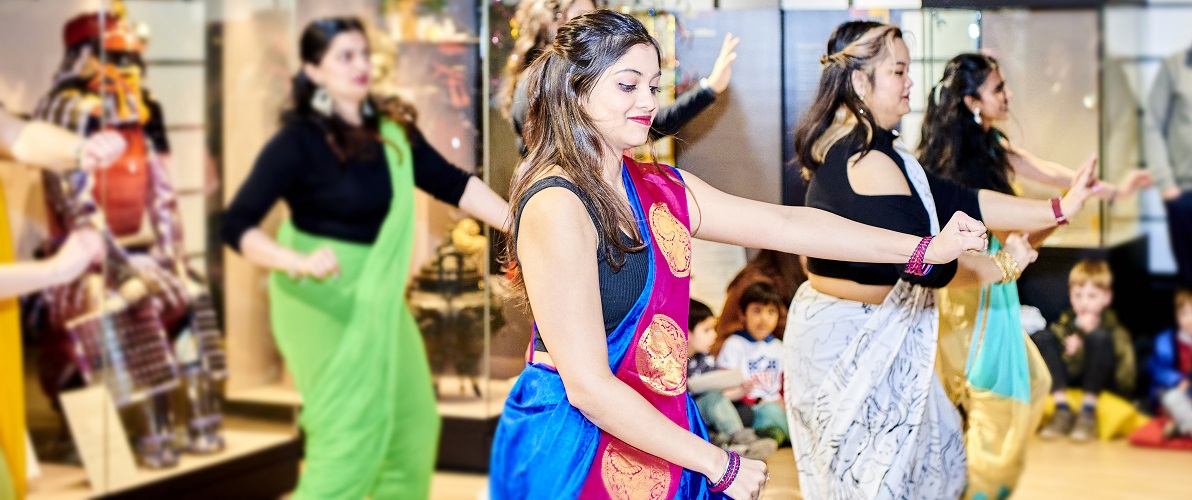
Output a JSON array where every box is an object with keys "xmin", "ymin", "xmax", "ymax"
[
  {"xmin": 708, "ymin": 450, "xmax": 740, "ymax": 492},
  {"xmin": 905, "ymin": 236, "xmax": 933, "ymax": 276},
  {"xmin": 1051, "ymin": 197, "xmax": 1069, "ymax": 226}
]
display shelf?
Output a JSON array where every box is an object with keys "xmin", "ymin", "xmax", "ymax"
[
  {"xmin": 27, "ymin": 426, "xmax": 299, "ymax": 500},
  {"xmin": 226, "ymin": 383, "xmax": 302, "ymax": 407}
]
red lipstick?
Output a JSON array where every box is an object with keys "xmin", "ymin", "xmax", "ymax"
[{"xmin": 629, "ymin": 115, "xmax": 652, "ymax": 126}]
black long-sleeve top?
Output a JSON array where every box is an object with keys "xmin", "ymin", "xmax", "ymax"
[
  {"xmin": 805, "ymin": 128, "xmax": 983, "ymax": 288},
  {"xmin": 221, "ymin": 120, "xmax": 473, "ymax": 252},
  {"xmin": 510, "ymin": 76, "xmax": 718, "ymax": 155}
]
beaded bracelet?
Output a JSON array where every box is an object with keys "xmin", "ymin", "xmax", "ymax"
[
  {"xmin": 708, "ymin": 450, "xmax": 740, "ymax": 493},
  {"xmin": 905, "ymin": 236, "xmax": 933, "ymax": 276}
]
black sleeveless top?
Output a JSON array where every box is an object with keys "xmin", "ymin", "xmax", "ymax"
[
  {"xmin": 514, "ymin": 177, "xmax": 649, "ymax": 352},
  {"xmin": 805, "ymin": 129, "xmax": 983, "ymax": 288}
]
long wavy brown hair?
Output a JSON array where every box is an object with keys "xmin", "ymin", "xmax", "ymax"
[
  {"xmin": 503, "ymin": 9, "xmax": 665, "ymax": 293},
  {"xmin": 793, "ymin": 21, "xmax": 902, "ymax": 180}
]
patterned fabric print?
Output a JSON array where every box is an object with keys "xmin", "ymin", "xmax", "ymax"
[
  {"xmin": 601, "ymin": 439, "xmax": 672, "ymax": 500},
  {"xmin": 648, "ymin": 202, "xmax": 692, "ymax": 278},
  {"xmin": 636, "ymin": 314, "xmax": 688, "ymax": 396},
  {"xmin": 783, "ymin": 282, "xmax": 966, "ymax": 500}
]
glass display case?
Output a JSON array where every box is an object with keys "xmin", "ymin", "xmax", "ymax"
[
  {"xmin": 1, "ymin": 0, "xmax": 506, "ymax": 496},
  {"xmin": 0, "ymin": 1, "xmax": 300, "ymax": 497}
]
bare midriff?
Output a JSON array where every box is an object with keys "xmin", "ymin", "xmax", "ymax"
[{"xmin": 807, "ymin": 273, "xmax": 893, "ymax": 306}]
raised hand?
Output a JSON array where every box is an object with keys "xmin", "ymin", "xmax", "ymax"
[
  {"xmin": 1093, "ymin": 170, "xmax": 1153, "ymax": 202},
  {"xmin": 926, "ymin": 211, "xmax": 988, "ymax": 264},
  {"xmin": 1059, "ymin": 155, "xmax": 1098, "ymax": 220},
  {"xmin": 705, "ymin": 33, "xmax": 741, "ymax": 95}
]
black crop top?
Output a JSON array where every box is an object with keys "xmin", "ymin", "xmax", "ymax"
[
  {"xmin": 804, "ymin": 128, "xmax": 983, "ymax": 288},
  {"xmin": 221, "ymin": 120, "xmax": 473, "ymax": 251},
  {"xmin": 514, "ymin": 177, "xmax": 649, "ymax": 352}
]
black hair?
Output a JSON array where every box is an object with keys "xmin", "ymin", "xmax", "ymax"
[
  {"xmin": 919, "ymin": 53, "xmax": 1014, "ymax": 194},
  {"xmin": 739, "ymin": 282, "xmax": 783, "ymax": 313},
  {"xmin": 689, "ymin": 299, "xmax": 715, "ymax": 332},
  {"xmin": 793, "ymin": 21, "xmax": 902, "ymax": 180},
  {"xmin": 285, "ymin": 17, "xmax": 416, "ymax": 163}
]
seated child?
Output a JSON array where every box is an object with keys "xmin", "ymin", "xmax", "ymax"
[
  {"xmin": 1146, "ymin": 288, "xmax": 1192, "ymax": 439},
  {"xmin": 714, "ymin": 283, "xmax": 790, "ymax": 445},
  {"xmin": 687, "ymin": 299, "xmax": 778, "ymax": 460},
  {"xmin": 1032, "ymin": 260, "xmax": 1137, "ymax": 442}
]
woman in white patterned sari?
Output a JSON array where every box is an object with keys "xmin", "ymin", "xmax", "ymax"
[{"xmin": 782, "ymin": 21, "xmax": 1100, "ymax": 499}]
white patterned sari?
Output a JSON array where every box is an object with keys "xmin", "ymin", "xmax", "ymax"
[{"xmin": 782, "ymin": 142, "xmax": 967, "ymax": 499}]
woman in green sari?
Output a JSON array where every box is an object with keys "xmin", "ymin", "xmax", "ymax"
[{"xmin": 221, "ymin": 18, "xmax": 509, "ymax": 499}]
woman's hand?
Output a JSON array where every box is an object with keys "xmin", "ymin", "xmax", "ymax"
[
  {"xmin": 291, "ymin": 247, "xmax": 340, "ymax": 280},
  {"xmin": 78, "ymin": 131, "xmax": 126, "ymax": 171},
  {"xmin": 705, "ymin": 33, "xmax": 741, "ymax": 95},
  {"xmin": 925, "ymin": 212, "xmax": 988, "ymax": 265},
  {"xmin": 53, "ymin": 228, "xmax": 104, "ymax": 278},
  {"xmin": 724, "ymin": 456, "xmax": 769, "ymax": 500},
  {"xmin": 1002, "ymin": 233, "xmax": 1038, "ymax": 274},
  {"xmin": 1093, "ymin": 170, "xmax": 1153, "ymax": 201},
  {"xmin": 1059, "ymin": 155, "xmax": 1098, "ymax": 220}
]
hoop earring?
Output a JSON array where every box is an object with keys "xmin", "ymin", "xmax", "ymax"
[
  {"xmin": 312, "ymin": 87, "xmax": 333, "ymax": 117},
  {"xmin": 973, "ymin": 107, "xmax": 983, "ymax": 125}
]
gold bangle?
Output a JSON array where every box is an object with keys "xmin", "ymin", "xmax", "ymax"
[
  {"xmin": 993, "ymin": 250, "xmax": 1021, "ymax": 284},
  {"xmin": 990, "ymin": 252, "xmax": 1010, "ymax": 283}
]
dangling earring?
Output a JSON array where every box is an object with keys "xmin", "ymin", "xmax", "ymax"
[
  {"xmin": 973, "ymin": 107, "xmax": 983, "ymax": 125},
  {"xmin": 312, "ymin": 87, "xmax": 333, "ymax": 117},
  {"xmin": 361, "ymin": 99, "xmax": 374, "ymax": 118}
]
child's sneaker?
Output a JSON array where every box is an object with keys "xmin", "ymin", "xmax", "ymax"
[
  {"xmin": 1161, "ymin": 419, "xmax": 1180, "ymax": 441},
  {"xmin": 756, "ymin": 427, "xmax": 789, "ymax": 447},
  {"xmin": 1040, "ymin": 408, "xmax": 1074, "ymax": 439},
  {"xmin": 741, "ymin": 438, "xmax": 779, "ymax": 461},
  {"xmin": 710, "ymin": 432, "xmax": 731, "ymax": 448},
  {"xmin": 729, "ymin": 428, "xmax": 761, "ymax": 446},
  {"xmin": 1069, "ymin": 411, "xmax": 1096, "ymax": 442}
]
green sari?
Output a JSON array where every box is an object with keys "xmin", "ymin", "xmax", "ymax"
[{"xmin": 270, "ymin": 119, "xmax": 439, "ymax": 499}]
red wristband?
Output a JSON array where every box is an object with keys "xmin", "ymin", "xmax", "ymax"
[{"xmin": 1051, "ymin": 197, "xmax": 1069, "ymax": 226}]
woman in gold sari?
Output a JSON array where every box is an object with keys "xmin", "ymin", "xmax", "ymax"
[{"xmin": 919, "ymin": 53, "xmax": 1149, "ymax": 499}]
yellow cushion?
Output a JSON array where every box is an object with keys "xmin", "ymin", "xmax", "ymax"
[{"xmin": 1042, "ymin": 390, "xmax": 1150, "ymax": 441}]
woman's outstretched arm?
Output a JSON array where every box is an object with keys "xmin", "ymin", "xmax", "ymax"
[{"xmin": 679, "ymin": 170, "xmax": 987, "ymax": 265}]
